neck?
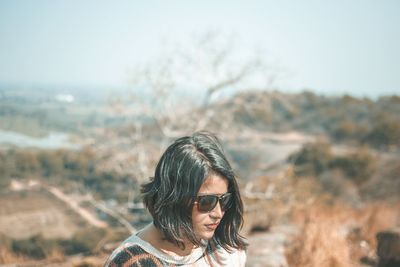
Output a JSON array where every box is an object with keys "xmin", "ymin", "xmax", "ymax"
[{"xmin": 144, "ymin": 223, "xmax": 197, "ymax": 257}]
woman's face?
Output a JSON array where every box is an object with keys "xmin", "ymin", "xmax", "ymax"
[{"xmin": 191, "ymin": 173, "xmax": 229, "ymax": 241}]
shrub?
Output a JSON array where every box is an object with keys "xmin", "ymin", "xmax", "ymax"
[
  {"xmin": 11, "ymin": 235, "xmax": 46, "ymax": 259},
  {"xmin": 59, "ymin": 228, "xmax": 107, "ymax": 255},
  {"xmin": 289, "ymin": 143, "xmax": 376, "ymax": 185},
  {"xmin": 332, "ymin": 121, "xmax": 368, "ymax": 142},
  {"xmin": 288, "ymin": 142, "xmax": 333, "ymax": 176},
  {"xmin": 330, "ymin": 149, "xmax": 376, "ymax": 185},
  {"xmin": 364, "ymin": 116, "xmax": 400, "ymax": 149}
]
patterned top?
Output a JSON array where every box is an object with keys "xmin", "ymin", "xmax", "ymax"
[{"xmin": 104, "ymin": 234, "xmax": 246, "ymax": 267}]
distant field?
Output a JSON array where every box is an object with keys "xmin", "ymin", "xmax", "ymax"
[{"xmin": 0, "ymin": 189, "xmax": 86, "ymax": 239}]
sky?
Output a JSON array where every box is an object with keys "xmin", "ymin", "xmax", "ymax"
[{"xmin": 0, "ymin": 0, "xmax": 399, "ymax": 98}]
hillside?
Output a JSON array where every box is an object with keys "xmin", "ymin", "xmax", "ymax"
[
  {"xmin": 1, "ymin": 89, "xmax": 399, "ymax": 266},
  {"xmin": 216, "ymin": 91, "xmax": 400, "ymax": 149}
]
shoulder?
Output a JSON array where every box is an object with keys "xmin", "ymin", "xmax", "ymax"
[
  {"xmin": 218, "ymin": 247, "xmax": 246, "ymax": 267},
  {"xmin": 232, "ymin": 248, "xmax": 247, "ymax": 265},
  {"xmin": 105, "ymin": 243, "xmax": 163, "ymax": 267},
  {"xmin": 207, "ymin": 240, "xmax": 247, "ymax": 267}
]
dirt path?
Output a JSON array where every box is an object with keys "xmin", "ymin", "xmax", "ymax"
[
  {"xmin": 247, "ymin": 224, "xmax": 298, "ymax": 267},
  {"xmin": 46, "ymin": 186, "xmax": 108, "ymax": 228}
]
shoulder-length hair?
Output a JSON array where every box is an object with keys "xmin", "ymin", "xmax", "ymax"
[{"xmin": 141, "ymin": 131, "xmax": 247, "ymax": 251}]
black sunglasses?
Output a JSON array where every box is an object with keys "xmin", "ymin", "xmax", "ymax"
[{"xmin": 194, "ymin": 192, "xmax": 233, "ymax": 213}]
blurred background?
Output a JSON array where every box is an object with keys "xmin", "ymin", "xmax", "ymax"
[{"xmin": 1, "ymin": 1, "xmax": 399, "ymax": 266}]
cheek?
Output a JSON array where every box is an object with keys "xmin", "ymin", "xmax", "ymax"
[{"xmin": 191, "ymin": 207, "xmax": 207, "ymax": 227}]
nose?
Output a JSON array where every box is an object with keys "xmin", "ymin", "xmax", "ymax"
[{"xmin": 209, "ymin": 201, "xmax": 224, "ymax": 218}]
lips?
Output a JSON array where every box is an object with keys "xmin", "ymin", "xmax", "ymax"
[{"xmin": 205, "ymin": 222, "xmax": 220, "ymax": 230}]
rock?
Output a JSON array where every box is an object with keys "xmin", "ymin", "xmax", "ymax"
[{"xmin": 377, "ymin": 229, "xmax": 400, "ymax": 267}]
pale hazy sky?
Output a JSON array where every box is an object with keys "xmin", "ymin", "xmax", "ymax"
[{"xmin": 0, "ymin": 0, "xmax": 399, "ymax": 98}]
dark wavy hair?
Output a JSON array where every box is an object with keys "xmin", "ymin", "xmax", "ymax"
[{"xmin": 141, "ymin": 131, "xmax": 247, "ymax": 252}]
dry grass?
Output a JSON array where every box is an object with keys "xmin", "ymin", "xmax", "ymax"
[
  {"xmin": 356, "ymin": 202, "xmax": 400, "ymax": 248},
  {"xmin": 0, "ymin": 247, "xmax": 25, "ymax": 264},
  {"xmin": 243, "ymin": 168, "xmax": 400, "ymax": 267},
  {"xmin": 0, "ymin": 190, "xmax": 83, "ymax": 240},
  {"xmin": 286, "ymin": 201, "xmax": 400, "ymax": 267},
  {"xmin": 242, "ymin": 173, "xmax": 327, "ymax": 235},
  {"xmin": 287, "ymin": 204, "xmax": 355, "ymax": 267}
]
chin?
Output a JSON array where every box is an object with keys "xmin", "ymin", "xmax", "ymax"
[{"xmin": 197, "ymin": 230, "xmax": 215, "ymax": 241}]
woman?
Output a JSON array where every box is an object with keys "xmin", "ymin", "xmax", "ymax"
[{"xmin": 105, "ymin": 131, "xmax": 247, "ymax": 266}]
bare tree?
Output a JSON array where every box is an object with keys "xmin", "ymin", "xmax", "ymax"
[
  {"xmin": 127, "ymin": 32, "xmax": 279, "ymax": 139},
  {"xmin": 104, "ymin": 32, "xmax": 282, "ymax": 208}
]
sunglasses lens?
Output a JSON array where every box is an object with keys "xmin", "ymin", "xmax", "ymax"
[
  {"xmin": 220, "ymin": 193, "xmax": 232, "ymax": 211},
  {"xmin": 198, "ymin": 196, "xmax": 218, "ymax": 212},
  {"xmin": 196, "ymin": 193, "xmax": 233, "ymax": 212}
]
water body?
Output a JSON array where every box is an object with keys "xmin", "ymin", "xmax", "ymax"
[{"xmin": 0, "ymin": 130, "xmax": 80, "ymax": 150}]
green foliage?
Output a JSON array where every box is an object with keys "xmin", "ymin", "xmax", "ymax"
[
  {"xmin": 9, "ymin": 228, "xmax": 107, "ymax": 259},
  {"xmin": 363, "ymin": 114, "xmax": 400, "ymax": 149},
  {"xmin": 289, "ymin": 142, "xmax": 376, "ymax": 185},
  {"xmin": 0, "ymin": 148, "xmax": 130, "ymax": 200},
  {"xmin": 12, "ymin": 235, "xmax": 48, "ymax": 259},
  {"xmin": 58, "ymin": 228, "xmax": 106, "ymax": 255},
  {"xmin": 329, "ymin": 149, "xmax": 376, "ymax": 185},
  {"xmin": 332, "ymin": 121, "xmax": 368, "ymax": 142},
  {"xmin": 288, "ymin": 141, "xmax": 333, "ymax": 176},
  {"xmin": 37, "ymin": 151, "xmax": 64, "ymax": 177},
  {"xmin": 232, "ymin": 102, "xmax": 271, "ymax": 128},
  {"xmin": 58, "ymin": 239, "xmax": 89, "ymax": 255},
  {"xmin": 228, "ymin": 92, "xmax": 400, "ymax": 150},
  {"xmin": 0, "ymin": 153, "xmax": 12, "ymax": 188},
  {"xmin": 15, "ymin": 151, "xmax": 41, "ymax": 173}
]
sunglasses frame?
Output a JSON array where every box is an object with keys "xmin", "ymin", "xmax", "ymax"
[{"xmin": 194, "ymin": 192, "xmax": 233, "ymax": 213}]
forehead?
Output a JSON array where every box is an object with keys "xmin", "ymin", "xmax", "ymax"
[{"xmin": 198, "ymin": 173, "xmax": 229, "ymax": 195}]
